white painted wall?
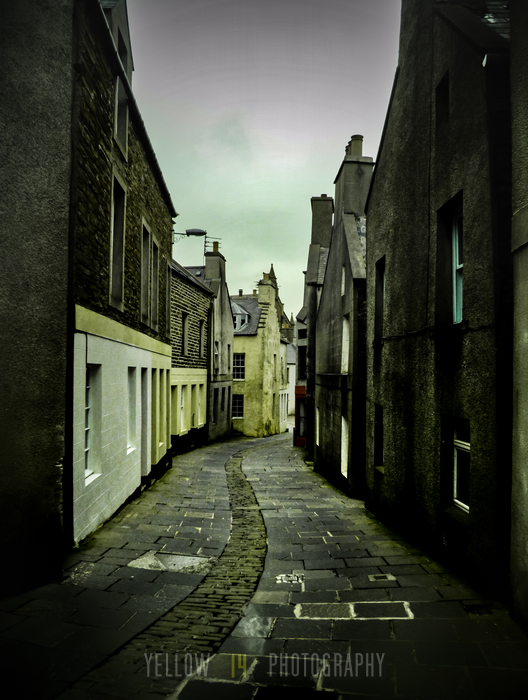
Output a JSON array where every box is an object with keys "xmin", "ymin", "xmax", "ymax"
[{"xmin": 73, "ymin": 330, "xmax": 171, "ymax": 542}]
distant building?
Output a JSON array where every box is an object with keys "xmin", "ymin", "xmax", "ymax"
[
  {"xmin": 314, "ymin": 136, "xmax": 373, "ymax": 493},
  {"xmin": 169, "ymin": 261, "xmax": 213, "ymax": 453},
  {"xmin": 286, "ymin": 341, "xmax": 297, "ymax": 416},
  {"xmin": 231, "ymin": 267, "xmax": 288, "ymax": 437},
  {"xmin": 0, "ymin": 0, "xmax": 175, "ymax": 592},
  {"xmin": 294, "ymin": 196, "xmax": 332, "ymax": 453},
  {"xmin": 186, "ymin": 242, "xmax": 234, "ymax": 443},
  {"xmin": 365, "ymin": 0, "xmax": 512, "ymax": 596}
]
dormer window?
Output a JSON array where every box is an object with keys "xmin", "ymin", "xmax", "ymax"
[{"xmin": 233, "ymin": 313, "xmax": 248, "ymax": 331}]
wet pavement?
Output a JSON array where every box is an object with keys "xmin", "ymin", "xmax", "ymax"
[{"xmin": 1, "ymin": 430, "xmax": 527, "ymax": 699}]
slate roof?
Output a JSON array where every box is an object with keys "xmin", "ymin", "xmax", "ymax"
[
  {"xmin": 171, "ymin": 260, "xmax": 213, "ymax": 295},
  {"xmin": 231, "ymin": 296, "xmax": 262, "ymax": 335},
  {"xmin": 287, "ymin": 343, "xmax": 297, "ymax": 364},
  {"xmin": 185, "ymin": 265, "xmax": 212, "ymax": 290},
  {"xmin": 482, "ymin": 1, "xmax": 510, "ymax": 39}
]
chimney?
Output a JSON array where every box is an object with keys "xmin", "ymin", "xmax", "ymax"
[
  {"xmin": 334, "ymin": 134, "xmax": 374, "ymax": 220},
  {"xmin": 213, "ymin": 241, "xmax": 219, "ymax": 253},
  {"xmin": 253, "ymin": 289, "xmax": 257, "ymax": 296},
  {"xmin": 310, "ymin": 194, "xmax": 334, "ymax": 247}
]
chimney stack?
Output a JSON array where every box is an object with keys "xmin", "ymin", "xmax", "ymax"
[{"xmin": 310, "ymin": 194, "xmax": 334, "ymax": 247}]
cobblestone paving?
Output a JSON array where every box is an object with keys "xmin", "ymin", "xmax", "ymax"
[{"xmin": 1, "ymin": 432, "xmax": 527, "ymax": 699}]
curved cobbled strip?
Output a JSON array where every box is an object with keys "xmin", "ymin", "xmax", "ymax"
[
  {"xmin": 65, "ymin": 453, "xmax": 268, "ymax": 698},
  {"xmin": 134, "ymin": 456, "xmax": 267, "ymax": 655}
]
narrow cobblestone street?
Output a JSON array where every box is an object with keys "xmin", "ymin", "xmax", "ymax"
[{"xmin": 1, "ymin": 432, "xmax": 527, "ymax": 699}]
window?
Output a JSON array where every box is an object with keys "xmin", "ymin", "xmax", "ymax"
[
  {"xmin": 85, "ymin": 364, "xmax": 101, "ymax": 483},
  {"xmin": 199, "ymin": 320, "xmax": 205, "ymax": 357},
  {"xmin": 436, "ymin": 70, "xmax": 449, "ymax": 132},
  {"xmin": 227, "ymin": 386, "xmax": 231, "ymax": 416},
  {"xmin": 298, "ymin": 345, "xmax": 307, "ymax": 380},
  {"xmin": 166, "ymin": 263, "xmax": 171, "ymax": 336},
  {"xmin": 453, "ymin": 421, "xmax": 470, "ymax": 512},
  {"xmin": 341, "ymin": 416, "xmax": 349, "ymax": 477},
  {"xmin": 375, "ymin": 256, "xmax": 385, "ymax": 340},
  {"xmin": 341, "ymin": 314, "xmax": 350, "ymax": 374},
  {"xmin": 234, "ymin": 314, "xmax": 248, "ymax": 330},
  {"xmin": 85, "ymin": 367, "xmax": 93, "ymax": 478},
  {"xmin": 191, "ymin": 385, "xmax": 196, "ymax": 427},
  {"xmin": 151, "ymin": 241, "xmax": 159, "ymax": 330},
  {"xmin": 374, "ymin": 404, "xmax": 384, "ymax": 467},
  {"xmin": 233, "ymin": 353, "xmax": 245, "ymax": 379},
  {"xmin": 227, "ymin": 344, "xmax": 231, "ymax": 371},
  {"xmin": 114, "ymin": 76, "xmax": 128, "ymax": 152},
  {"xmin": 181, "ymin": 312, "xmax": 188, "ymax": 355},
  {"xmin": 213, "ymin": 388, "xmax": 219, "ymax": 422},
  {"xmin": 316, "ymin": 407, "xmax": 320, "ymax": 446},
  {"xmin": 110, "ymin": 177, "xmax": 125, "ymax": 309},
  {"xmin": 214, "ymin": 341, "xmax": 219, "ymax": 371},
  {"xmin": 221, "ymin": 387, "xmax": 225, "ymax": 412},
  {"xmin": 118, "ymin": 30, "xmax": 128, "ymax": 73},
  {"xmin": 341, "ymin": 264, "xmax": 346, "ymax": 296},
  {"xmin": 141, "ymin": 226, "xmax": 150, "ymax": 324},
  {"xmin": 127, "ymin": 367, "xmax": 136, "ymax": 452},
  {"xmin": 436, "ymin": 193, "xmax": 463, "ymax": 326},
  {"xmin": 452, "ymin": 212, "xmax": 463, "ymax": 323},
  {"xmin": 180, "ymin": 385, "xmax": 186, "ymax": 431},
  {"xmin": 232, "ymin": 394, "xmax": 244, "ymax": 418},
  {"xmin": 298, "ymin": 328, "xmax": 307, "ymax": 340},
  {"xmin": 198, "ymin": 384, "xmax": 203, "ymax": 424}
]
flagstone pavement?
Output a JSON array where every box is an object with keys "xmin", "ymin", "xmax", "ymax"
[{"xmin": 1, "ymin": 429, "xmax": 527, "ymax": 699}]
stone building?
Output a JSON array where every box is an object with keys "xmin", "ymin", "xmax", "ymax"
[
  {"xmin": 186, "ymin": 242, "xmax": 234, "ymax": 443},
  {"xmin": 294, "ymin": 196, "xmax": 332, "ymax": 453},
  {"xmin": 510, "ymin": 0, "xmax": 528, "ymax": 629},
  {"xmin": 231, "ymin": 268, "xmax": 289, "ymax": 437},
  {"xmin": 0, "ymin": 0, "xmax": 175, "ymax": 592},
  {"xmin": 365, "ymin": 0, "xmax": 512, "ymax": 596},
  {"xmin": 314, "ymin": 136, "xmax": 373, "ymax": 494},
  {"xmin": 169, "ymin": 261, "xmax": 213, "ymax": 453}
]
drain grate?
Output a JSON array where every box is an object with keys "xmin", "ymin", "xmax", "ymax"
[{"xmin": 368, "ymin": 573, "xmax": 397, "ymax": 582}]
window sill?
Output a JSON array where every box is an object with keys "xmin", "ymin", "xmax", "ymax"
[
  {"xmin": 233, "ymin": 417, "xmax": 244, "ymax": 420},
  {"xmin": 113, "ymin": 133, "xmax": 128, "ymax": 161},
  {"xmin": 443, "ymin": 505, "xmax": 469, "ymax": 526},
  {"xmin": 127, "ymin": 447, "xmax": 135, "ymax": 455},
  {"xmin": 85, "ymin": 472, "xmax": 101, "ymax": 487},
  {"xmin": 374, "ymin": 465, "xmax": 385, "ymax": 475},
  {"xmin": 233, "ymin": 378, "xmax": 245, "ymax": 382}
]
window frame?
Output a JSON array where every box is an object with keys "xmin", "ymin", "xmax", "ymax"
[
  {"xmin": 109, "ymin": 173, "xmax": 126, "ymax": 311},
  {"xmin": 452, "ymin": 211, "xmax": 463, "ymax": 324},
  {"xmin": 232, "ymin": 394, "xmax": 244, "ymax": 418},
  {"xmin": 233, "ymin": 352, "xmax": 245, "ymax": 380},
  {"xmin": 453, "ymin": 432, "xmax": 470, "ymax": 513}
]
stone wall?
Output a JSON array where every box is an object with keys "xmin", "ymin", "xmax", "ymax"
[
  {"xmin": 170, "ymin": 271, "xmax": 210, "ymax": 369},
  {"xmin": 73, "ymin": 0, "xmax": 173, "ymax": 345},
  {"xmin": 365, "ymin": 0, "xmax": 512, "ymax": 587}
]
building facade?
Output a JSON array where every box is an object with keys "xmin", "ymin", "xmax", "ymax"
[
  {"xmin": 0, "ymin": 0, "xmax": 176, "ymax": 590},
  {"xmin": 231, "ymin": 268, "xmax": 288, "ymax": 438},
  {"xmin": 314, "ymin": 136, "xmax": 373, "ymax": 494},
  {"xmin": 169, "ymin": 261, "xmax": 213, "ymax": 453},
  {"xmin": 187, "ymin": 243, "xmax": 234, "ymax": 443},
  {"xmin": 294, "ymin": 196, "xmax": 332, "ymax": 453},
  {"xmin": 365, "ymin": 0, "xmax": 512, "ymax": 594}
]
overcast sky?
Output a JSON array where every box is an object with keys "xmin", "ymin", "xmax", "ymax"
[{"xmin": 126, "ymin": 0, "xmax": 401, "ymax": 318}]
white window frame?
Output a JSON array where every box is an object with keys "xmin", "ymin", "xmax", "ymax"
[
  {"xmin": 453, "ymin": 437, "xmax": 470, "ymax": 513},
  {"xmin": 452, "ymin": 212, "xmax": 463, "ymax": 324},
  {"xmin": 233, "ymin": 353, "xmax": 245, "ymax": 380},
  {"xmin": 232, "ymin": 394, "xmax": 244, "ymax": 418}
]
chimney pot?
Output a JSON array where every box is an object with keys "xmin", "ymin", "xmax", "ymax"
[
  {"xmin": 350, "ymin": 134, "xmax": 363, "ymax": 157},
  {"xmin": 253, "ymin": 289, "xmax": 257, "ymax": 296},
  {"xmin": 321, "ymin": 194, "xmax": 327, "ymax": 197},
  {"xmin": 239, "ymin": 289, "xmax": 243, "ymax": 296},
  {"xmin": 213, "ymin": 241, "xmax": 219, "ymax": 253}
]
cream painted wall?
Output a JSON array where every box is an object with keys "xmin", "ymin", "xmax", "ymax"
[
  {"xmin": 170, "ymin": 368, "xmax": 207, "ymax": 436},
  {"xmin": 73, "ymin": 305, "xmax": 171, "ymax": 542}
]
